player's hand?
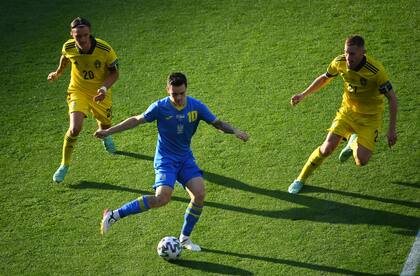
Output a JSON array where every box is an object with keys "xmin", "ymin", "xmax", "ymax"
[
  {"xmin": 47, "ymin": 71, "xmax": 60, "ymax": 81},
  {"xmin": 290, "ymin": 93, "xmax": 305, "ymax": 106},
  {"xmin": 94, "ymin": 129, "xmax": 109, "ymax": 139},
  {"xmin": 387, "ymin": 128, "xmax": 397, "ymax": 148},
  {"xmin": 235, "ymin": 130, "xmax": 249, "ymax": 142},
  {"xmin": 94, "ymin": 88, "xmax": 106, "ymax": 102}
]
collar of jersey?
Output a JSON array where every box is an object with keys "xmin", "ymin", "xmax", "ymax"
[
  {"xmin": 170, "ymin": 98, "xmax": 187, "ymax": 111},
  {"xmin": 352, "ymin": 55, "xmax": 366, "ymax": 72},
  {"xmin": 77, "ymin": 36, "xmax": 96, "ymax": 55}
]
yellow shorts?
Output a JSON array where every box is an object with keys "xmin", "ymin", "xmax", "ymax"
[
  {"xmin": 328, "ymin": 107, "xmax": 382, "ymax": 151},
  {"xmin": 67, "ymin": 92, "xmax": 113, "ymax": 126}
]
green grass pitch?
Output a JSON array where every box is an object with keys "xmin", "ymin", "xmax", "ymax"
[{"xmin": 0, "ymin": 0, "xmax": 419, "ymax": 274}]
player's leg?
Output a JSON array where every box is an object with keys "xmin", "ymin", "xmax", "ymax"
[
  {"xmin": 177, "ymin": 159, "xmax": 204, "ymax": 251},
  {"xmin": 98, "ymin": 122, "xmax": 116, "ymax": 154},
  {"xmin": 179, "ymin": 176, "xmax": 204, "ymax": 251},
  {"xmin": 53, "ymin": 111, "xmax": 85, "ymax": 183},
  {"xmin": 289, "ymin": 132, "xmax": 342, "ymax": 194},
  {"xmin": 341, "ymin": 114, "xmax": 379, "ymax": 166},
  {"xmin": 353, "ymin": 143, "xmax": 372, "ymax": 166},
  {"xmin": 339, "ymin": 133, "xmax": 357, "ymax": 162},
  {"xmin": 101, "ymin": 185, "xmax": 174, "ymax": 235},
  {"xmin": 101, "ymin": 168, "xmax": 177, "ymax": 235},
  {"xmin": 91, "ymin": 98, "xmax": 116, "ymax": 154}
]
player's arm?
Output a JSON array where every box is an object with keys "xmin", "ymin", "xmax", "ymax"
[
  {"xmin": 211, "ymin": 119, "xmax": 249, "ymax": 142},
  {"xmin": 94, "ymin": 114, "xmax": 146, "ymax": 138},
  {"xmin": 94, "ymin": 63, "xmax": 119, "ymax": 102},
  {"xmin": 290, "ymin": 73, "xmax": 334, "ymax": 106},
  {"xmin": 47, "ymin": 55, "xmax": 70, "ymax": 81},
  {"xmin": 383, "ymin": 88, "xmax": 398, "ymax": 147}
]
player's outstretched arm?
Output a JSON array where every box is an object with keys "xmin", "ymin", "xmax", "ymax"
[
  {"xmin": 290, "ymin": 74, "xmax": 333, "ymax": 106},
  {"xmin": 47, "ymin": 55, "xmax": 69, "ymax": 81},
  {"xmin": 384, "ymin": 89, "xmax": 398, "ymax": 147},
  {"xmin": 95, "ymin": 114, "xmax": 147, "ymax": 139},
  {"xmin": 94, "ymin": 67, "xmax": 119, "ymax": 102},
  {"xmin": 211, "ymin": 120, "xmax": 249, "ymax": 142}
]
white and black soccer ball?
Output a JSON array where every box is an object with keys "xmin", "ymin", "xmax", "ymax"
[{"xmin": 157, "ymin": 236, "xmax": 182, "ymax": 260}]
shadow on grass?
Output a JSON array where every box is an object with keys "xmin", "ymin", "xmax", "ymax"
[
  {"xmin": 201, "ymin": 247, "xmax": 378, "ymax": 276},
  {"xmin": 302, "ymin": 185, "xmax": 420, "ymax": 209},
  {"xmin": 169, "ymin": 259, "xmax": 252, "ymax": 275},
  {"xmin": 71, "ymin": 180, "xmax": 420, "ymax": 232},
  {"xmin": 114, "ymin": 150, "xmax": 154, "ymax": 161},
  {"xmin": 77, "ymin": 151, "xmax": 419, "ymax": 232},
  {"xmin": 392, "ymin": 180, "xmax": 420, "ymax": 189},
  {"xmin": 203, "ymin": 170, "xmax": 420, "ymax": 210}
]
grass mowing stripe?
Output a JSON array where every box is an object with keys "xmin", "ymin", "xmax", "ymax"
[{"xmin": 401, "ymin": 229, "xmax": 420, "ymax": 276}]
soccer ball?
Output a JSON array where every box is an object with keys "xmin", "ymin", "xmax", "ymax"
[{"xmin": 157, "ymin": 236, "xmax": 182, "ymax": 260}]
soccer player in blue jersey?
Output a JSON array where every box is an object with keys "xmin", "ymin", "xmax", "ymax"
[{"xmin": 95, "ymin": 72, "xmax": 249, "ymax": 251}]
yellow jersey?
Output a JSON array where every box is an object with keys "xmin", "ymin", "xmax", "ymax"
[
  {"xmin": 326, "ymin": 54, "xmax": 392, "ymax": 115},
  {"xmin": 62, "ymin": 37, "xmax": 118, "ymax": 97}
]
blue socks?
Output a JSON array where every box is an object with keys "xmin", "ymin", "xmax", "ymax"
[
  {"xmin": 181, "ymin": 202, "xmax": 203, "ymax": 236},
  {"xmin": 117, "ymin": 196, "xmax": 150, "ymax": 218}
]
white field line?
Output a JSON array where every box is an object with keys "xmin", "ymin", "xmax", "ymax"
[{"xmin": 401, "ymin": 229, "xmax": 420, "ymax": 276}]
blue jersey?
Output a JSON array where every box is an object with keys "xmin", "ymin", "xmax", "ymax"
[{"xmin": 143, "ymin": 96, "xmax": 217, "ymax": 163}]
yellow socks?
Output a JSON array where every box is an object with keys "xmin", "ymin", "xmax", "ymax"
[
  {"xmin": 297, "ymin": 147, "xmax": 326, "ymax": 182},
  {"xmin": 61, "ymin": 134, "xmax": 77, "ymax": 166}
]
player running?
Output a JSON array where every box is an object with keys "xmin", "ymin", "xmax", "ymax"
[
  {"xmin": 96, "ymin": 72, "xmax": 249, "ymax": 251},
  {"xmin": 48, "ymin": 17, "xmax": 119, "ymax": 183},
  {"xmin": 288, "ymin": 35, "xmax": 398, "ymax": 194}
]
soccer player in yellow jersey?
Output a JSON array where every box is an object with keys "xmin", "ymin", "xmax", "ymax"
[
  {"xmin": 288, "ymin": 35, "xmax": 398, "ymax": 194},
  {"xmin": 47, "ymin": 17, "xmax": 119, "ymax": 183}
]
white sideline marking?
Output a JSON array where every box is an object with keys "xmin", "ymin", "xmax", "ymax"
[{"xmin": 401, "ymin": 229, "xmax": 420, "ymax": 276}]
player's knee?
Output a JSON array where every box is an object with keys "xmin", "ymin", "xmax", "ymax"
[
  {"xmin": 320, "ymin": 145, "xmax": 335, "ymax": 157},
  {"xmin": 191, "ymin": 190, "xmax": 205, "ymax": 204},
  {"xmin": 155, "ymin": 194, "xmax": 171, "ymax": 207},
  {"xmin": 68, "ymin": 127, "xmax": 81, "ymax": 137},
  {"xmin": 355, "ymin": 158, "xmax": 369, "ymax": 167},
  {"xmin": 355, "ymin": 151, "xmax": 371, "ymax": 167}
]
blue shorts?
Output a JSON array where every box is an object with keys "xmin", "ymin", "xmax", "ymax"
[{"xmin": 153, "ymin": 157, "xmax": 203, "ymax": 190}]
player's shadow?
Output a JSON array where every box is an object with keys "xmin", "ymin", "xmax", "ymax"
[
  {"xmin": 169, "ymin": 259, "xmax": 252, "ymax": 275},
  {"xmin": 392, "ymin": 180, "xmax": 420, "ymax": 189},
  {"xmin": 201, "ymin": 247, "xmax": 378, "ymax": 276},
  {"xmin": 79, "ymin": 151, "xmax": 420, "ymax": 232},
  {"xmin": 301, "ymin": 185, "xmax": 420, "ymax": 209},
  {"xmin": 114, "ymin": 150, "xmax": 154, "ymax": 161},
  {"xmin": 71, "ymin": 180, "xmax": 420, "ymax": 233}
]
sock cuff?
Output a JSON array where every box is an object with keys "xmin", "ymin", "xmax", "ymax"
[
  {"xmin": 138, "ymin": 196, "xmax": 150, "ymax": 210},
  {"xmin": 65, "ymin": 134, "xmax": 77, "ymax": 142}
]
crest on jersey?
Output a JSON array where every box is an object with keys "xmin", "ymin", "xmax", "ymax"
[
  {"xmin": 360, "ymin": 77, "xmax": 367, "ymax": 86},
  {"xmin": 94, "ymin": 60, "xmax": 101, "ymax": 69}
]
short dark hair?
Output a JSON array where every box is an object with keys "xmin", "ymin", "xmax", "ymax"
[
  {"xmin": 167, "ymin": 72, "xmax": 187, "ymax": 88},
  {"xmin": 346, "ymin": 35, "xmax": 365, "ymax": 48},
  {"xmin": 70, "ymin": 17, "xmax": 91, "ymax": 29}
]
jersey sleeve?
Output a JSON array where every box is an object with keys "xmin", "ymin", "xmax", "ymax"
[
  {"xmin": 376, "ymin": 66, "xmax": 393, "ymax": 94},
  {"xmin": 61, "ymin": 40, "xmax": 72, "ymax": 57},
  {"xmin": 326, "ymin": 58, "xmax": 339, "ymax": 78},
  {"xmin": 106, "ymin": 46, "xmax": 118, "ymax": 70},
  {"xmin": 61, "ymin": 44, "xmax": 67, "ymax": 56},
  {"xmin": 143, "ymin": 101, "xmax": 159, "ymax": 122},
  {"xmin": 197, "ymin": 100, "xmax": 217, "ymax": 124}
]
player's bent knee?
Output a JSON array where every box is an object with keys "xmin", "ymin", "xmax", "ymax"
[
  {"xmin": 192, "ymin": 190, "xmax": 205, "ymax": 204},
  {"xmin": 320, "ymin": 145, "xmax": 335, "ymax": 157},
  {"xmin": 355, "ymin": 158, "xmax": 369, "ymax": 167},
  {"xmin": 155, "ymin": 194, "xmax": 171, "ymax": 207},
  {"xmin": 68, "ymin": 127, "xmax": 82, "ymax": 137}
]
